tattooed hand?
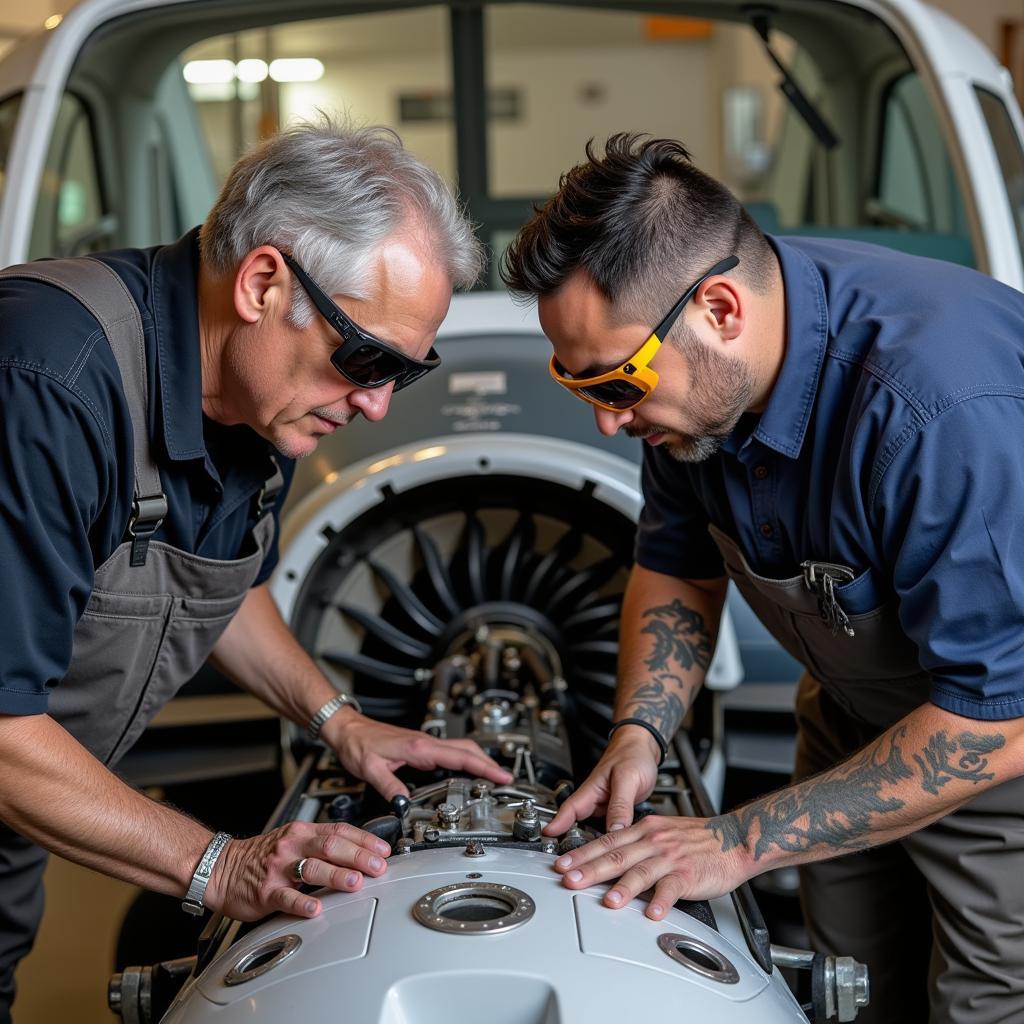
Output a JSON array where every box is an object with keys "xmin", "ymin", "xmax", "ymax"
[
  {"xmin": 544, "ymin": 726, "xmax": 661, "ymax": 835},
  {"xmin": 552, "ymin": 813, "xmax": 750, "ymax": 919}
]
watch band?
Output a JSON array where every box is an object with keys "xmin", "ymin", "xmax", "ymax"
[
  {"xmin": 307, "ymin": 692, "xmax": 363, "ymax": 743},
  {"xmin": 182, "ymin": 831, "xmax": 232, "ymax": 917},
  {"xmin": 608, "ymin": 717, "xmax": 669, "ymax": 766}
]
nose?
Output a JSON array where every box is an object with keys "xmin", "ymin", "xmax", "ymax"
[
  {"xmin": 593, "ymin": 406, "xmax": 633, "ymax": 437},
  {"xmin": 349, "ymin": 382, "xmax": 394, "ymax": 422}
]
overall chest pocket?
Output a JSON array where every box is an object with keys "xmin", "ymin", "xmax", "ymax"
[
  {"xmin": 790, "ymin": 567, "xmax": 924, "ymax": 685},
  {"xmin": 104, "ymin": 590, "xmax": 248, "ymax": 766},
  {"xmin": 56, "ymin": 586, "xmax": 174, "ymax": 764}
]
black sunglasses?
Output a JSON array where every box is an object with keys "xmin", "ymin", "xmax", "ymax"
[{"xmin": 281, "ymin": 252, "xmax": 441, "ymax": 392}]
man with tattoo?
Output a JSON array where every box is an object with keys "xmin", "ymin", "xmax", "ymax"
[{"xmin": 499, "ymin": 134, "xmax": 1024, "ymax": 1024}]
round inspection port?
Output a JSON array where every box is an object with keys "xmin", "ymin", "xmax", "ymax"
[
  {"xmin": 224, "ymin": 935, "xmax": 301, "ymax": 986},
  {"xmin": 657, "ymin": 934, "xmax": 740, "ymax": 984},
  {"xmin": 413, "ymin": 882, "xmax": 535, "ymax": 935}
]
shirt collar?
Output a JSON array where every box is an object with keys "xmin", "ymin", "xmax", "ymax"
[
  {"xmin": 150, "ymin": 227, "xmax": 207, "ymax": 462},
  {"xmin": 724, "ymin": 235, "xmax": 829, "ymax": 461}
]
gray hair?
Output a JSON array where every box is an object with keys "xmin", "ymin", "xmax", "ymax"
[{"xmin": 200, "ymin": 115, "xmax": 484, "ymax": 324}]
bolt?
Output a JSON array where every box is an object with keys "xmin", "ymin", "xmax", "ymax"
[
  {"xmin": 436, "ymin": 803, "xmax": 460, "ymax": 828},
  {"xmin": 465, "ymin": 841, "xmax": 486, "ymax": 858},
  {"xmin": 470, "ymin": 780, "xmax": 491, "ymax": 799},
  {"xmin": 424, "ymin": 828, "xmax": 440, "ymax": 843},
  {"xmin": 513, "ymin": 799, "xmax": 542, "ymax": 842},
  {"xmin": 540, "ymin": 840, "xmax": 558, "ymax": 855},
  {"xmin": 558, "ymin": 827, "xmax": 587, "ymax": 855},
  {"xmin": 539, "ymin": 709, "xmax": 561, "ymax": 732}
]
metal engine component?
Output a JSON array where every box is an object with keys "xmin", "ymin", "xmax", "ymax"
[
  {"xmin": 772, "ymin": 946, "xmax": 871, "ymax": 1022},
  {"xmin": 107, "ymin": 430, "xmax": 867, "ymax": 1024},
  {"xmin": 115, "ymin": 631, "xmax": 868, "ymax": 1024}
]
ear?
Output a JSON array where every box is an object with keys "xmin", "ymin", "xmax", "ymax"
[
  {"xmin": 233, "ymin": 246, "xmax": 289, "ymax": 325},
  {"xmin": 696, "ymin": 277, "xmax": 743, "ymax": 343}
]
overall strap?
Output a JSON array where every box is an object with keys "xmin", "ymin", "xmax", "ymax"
[{"xmin": 0, "ymin": 258, "xmax": 167, "ymax": 566}]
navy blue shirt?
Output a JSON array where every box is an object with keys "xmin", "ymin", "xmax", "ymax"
[
  {"xmin": 637, "ymin": 236, "xmax": 1024, "ymax": 722},
  {"xmin": 0, "ymin": 229, "xmax": 294, "ymax": 715}
]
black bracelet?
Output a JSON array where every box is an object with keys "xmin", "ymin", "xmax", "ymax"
[{"xmin": 608, "ymin": 718, "xmax": 668, "ymax": 766}]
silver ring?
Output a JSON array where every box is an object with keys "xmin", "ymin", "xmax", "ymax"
[{"xmin": 292, "ymin": 857, "xmax": 310, "ymax": 885}]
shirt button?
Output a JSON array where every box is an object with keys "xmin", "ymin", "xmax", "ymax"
[
  {"xmin": 754, "ymin": 465, "xmax": 769, "ymax": 480},
  {"xmin": 759, "ymin": 523, "xmax": 774, "ymax": 538}
]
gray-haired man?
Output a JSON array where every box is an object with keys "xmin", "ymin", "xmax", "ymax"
[{"xmin": 0, "ymin": 118, "xmax": 509, "ymax": 1022}]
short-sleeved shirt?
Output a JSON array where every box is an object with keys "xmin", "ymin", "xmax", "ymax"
[
  {"xmin": 0, "ymin": 229, "xmax": 295, "ymax": 716},
  {"xmin": 636, "ymin": 235, "xmax": 1024, "ymax": 722}
]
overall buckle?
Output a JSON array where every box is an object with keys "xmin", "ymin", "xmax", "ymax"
[
  {"xmin": 800, "ymin": 560, "xmax": 856, "ymax": 638},
  {"xmin": 254, "ymin": 459, "xmax": 285, "ymax": 518},
  {"xmin": 128, "ymin": 493, "xmax": 168, "ymax": 567}
]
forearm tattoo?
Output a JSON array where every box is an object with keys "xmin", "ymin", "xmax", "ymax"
[
  {"xmin": 706, "ymin": 725, "xmax": 1007, "ymax": 861},
  {"xmin": 641, "ymin": 598, "xmax": 713, "ymax": 675},
  {"xmin": 625, "ymin": 599, "xmax": 713, "ymax": 737},
  {"xmin": 708, "ymin": 728, "xmax": 913, "ymax": 859},
  {"xmin": 914, "ymin": 730, "xmax": 1005, "ymax": 794}
]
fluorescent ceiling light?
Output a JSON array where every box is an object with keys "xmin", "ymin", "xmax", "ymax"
[
  {"xmin": 183, "ymin": 60, "xmax": 236, "ymax": 85},
  {"xmin": 236, "ymin": 59, "xmax": 269, "ymax": 83},
  {"xmin": 269, "ymin": 58, "xmax": 325, "ymax": 83}
]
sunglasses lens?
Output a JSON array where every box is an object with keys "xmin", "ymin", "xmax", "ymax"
[
  {"xmin": 579, "ymin": 378, "xmax": 647, "ymax": 409},
  {"xmin": 336, "ymin": 343, "xmax": 405, "ymax": 387}
]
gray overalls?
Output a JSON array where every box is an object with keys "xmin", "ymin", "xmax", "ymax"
[
  {"xmin": 709, "ymin": 524, "xmax": 1024, "ymax": 1024},
  {"xmin": 0, "ymin": 259, "xmax": 280, "ymax": 1021}
]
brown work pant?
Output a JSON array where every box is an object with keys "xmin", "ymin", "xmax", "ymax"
[{"xmin": 794, "ymin": 676, "xmax": 1024, "ymax": 1024}]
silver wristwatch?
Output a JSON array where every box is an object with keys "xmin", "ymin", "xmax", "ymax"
[
  {"xmin": 307, "ymin": 692, "xmax": 363, "ymax": 742},
  {"xmin": 182, "ymin": 831, "xmax": 232, "ymax": 917}
]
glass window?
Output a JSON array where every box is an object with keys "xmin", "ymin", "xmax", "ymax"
[
  {"xmin": 975, "ymin": 86, "xmax": 1024, "ymax": 264},
  {"xmin": 0, "ymin": 92, "xmax": 22, "ymax": 206},
  {"xmin": 480, "ymin": 5, "xmax": 975, "ymax": 276},
  {"xmin": 29, "ymin": 94, "xmax": 110, "ymax": 259},
  {"xmin": 179, "ymin": 8, "xmax": 455, "ymax": 189}
]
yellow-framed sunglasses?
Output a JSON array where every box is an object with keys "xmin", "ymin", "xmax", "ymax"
[{"xmin": 549, "ymin": 254, "xmax": 740, "ymax": 412}]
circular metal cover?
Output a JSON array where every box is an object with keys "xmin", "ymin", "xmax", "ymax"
[
  {"xmin": 224, "ymin": 934, "xmax": 302, "ymax": 986},
  {"xmin": 657, "ymin": 933, "xmax": 740, "ymax": 984},
  {"xmin": 413, "ymin": 881, "xmax": 535, "ymax": 935}
]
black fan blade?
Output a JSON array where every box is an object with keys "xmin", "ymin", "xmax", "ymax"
[
  {"xmin": 319, "ymin": 650, "xmax": 420, "ymax": 687},
  {"xmin": 569, "ymin": 640, "xmax": 620, "ymax": 659},
  {"xmin": 463, "ymin": 511, "xmax": 488, "ymax": 605},
  {"xmin": 523, "ymin": 528, "xmax": 582, "ymax": 605},
  {"xmin": 562, "ymin": 600, "xmax": 622, "ymax": 635},
  {"xmin": 499, "ymin": 512, "xmax": 536, "ymax": 599},
  {"xmin": 413, "ymin": 523, "xmax": 462, "ymax": 617},
  {"xmin": 573, "ymin": 668, "xmax": 618, "ymax": 691},
  {"xmin": 368, "ymin": 558, "xmax": 445, "ymax": 636},
  {"xmin": 334, "ymin": 603, "xmax": 432, "ymax": 660},
  {"xmin": 544, "ymin": 555, "xmax": 623, "ymax": 618}
]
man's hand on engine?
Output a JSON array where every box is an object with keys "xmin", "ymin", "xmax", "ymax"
[
  {"xmin": 205, "ymin": 821, "xmax": 392, "ymax": 921},
  {"xmin": 545, "ymin": 727, "xmax": 661, "ymax": 835},
  {"xmin": 323, "ymin": 710, "xmax": 513, "ymax": 800},
  {"xmin": 552, "ymin": 814, "xmax": 749, "ymax": 920}
]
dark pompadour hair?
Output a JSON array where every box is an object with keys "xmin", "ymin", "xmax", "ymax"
[{"xmin": 499, "ymin": 133, "xmax": 775, "ymax": 323}]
